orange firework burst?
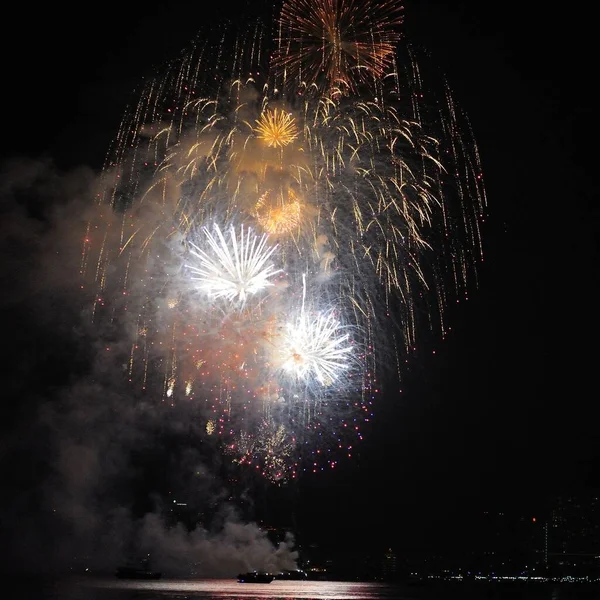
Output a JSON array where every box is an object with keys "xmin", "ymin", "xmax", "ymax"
[
  {"xmin": 255, "ymin": 108, "xmax": 299, "ymax": 148},
  {"xmin": 273, "ymin": 0, "xmax": 404, "ymax": 94},
  {"xmin": 254, "ymin": 188, "xmax": 304, "ymax": 236}
]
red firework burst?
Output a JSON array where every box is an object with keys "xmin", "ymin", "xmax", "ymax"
[{"xmin": 272, "ymin": 0, "xmax": 405, "ymax": 94}]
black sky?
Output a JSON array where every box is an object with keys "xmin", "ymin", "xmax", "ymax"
[{"xmin": 2, "ymin": 0, "xmax": 598, "ymax": 562}]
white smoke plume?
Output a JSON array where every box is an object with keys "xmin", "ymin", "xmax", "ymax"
[{"xmin": 0, "ymin": 157, "xmax": 298, "ymax": 577}]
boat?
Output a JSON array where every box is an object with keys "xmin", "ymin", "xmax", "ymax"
[
  {"xmin": 115, "ymin": 564, "xmax": 162, "ymax": 580},
  {"xmin": 237, "ymin": 571, "xmax": 274, "ymax": 583},
  {"xmin": 275, "ymin": 569, "xmax": 308, "ymax": 580}
]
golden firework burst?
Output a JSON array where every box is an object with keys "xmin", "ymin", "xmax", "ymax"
[
  {"xmin": 255, "ymin": 109, "xmax": 299, "ymax": 148},
  {"xmin": 254, "ymin": 188, "xmax": 304, "ymax": 235}
]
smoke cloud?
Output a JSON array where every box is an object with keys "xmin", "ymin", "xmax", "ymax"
[{"xmin": 0, "ymin": 157, "xmax": 298, "ymax": 577}]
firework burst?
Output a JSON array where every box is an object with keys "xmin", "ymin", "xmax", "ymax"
[
  {"xmin": 276, "ymin": 276, "xmax": 352, "ymax": 386},
  {"xmin": 253, "ymin": 189, "xmax": 306, "ymax": 236},
  {"xmin": 279, "ymin": 310, "xmax": 352, "ymax": 386},
  {"xmin": 81, "ymin": 0, "xmax": 486, "ymax": 481},
  {"xmin": 273, "ymin": 0, "xmax": 405, "ymax": 94},
  {"xmin": 255, "ymin": 108, "xmax": 299, "ymax": 148},
  {"xmin": 186, "ymin": 224, "xmax": 281, "ymax": 305}
]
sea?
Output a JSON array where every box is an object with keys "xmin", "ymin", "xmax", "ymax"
[{"xmin": 13, "ymin": 577, "xmax": 600, "ymax": 600}]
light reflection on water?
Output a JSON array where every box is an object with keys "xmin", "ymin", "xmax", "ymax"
[
  {"xmin": 59, "ymin": 578, "xmax": 401, "ymax": 600},
  {"xmin": 19, "ymin": 576, "xmax": 600, "ymax": 600}
]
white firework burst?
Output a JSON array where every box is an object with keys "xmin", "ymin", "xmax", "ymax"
[
  {"xmin": 279, "ymin": 308, "xmax": 352, "ymax": 386},
  {"xmin": 187, "ymin": 224, "xmax": 281, "ymax": 305}
]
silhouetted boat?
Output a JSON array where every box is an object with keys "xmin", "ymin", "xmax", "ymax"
[
  {"xmin": 275, "ymin": 569, "xmax": 308, "ymax": 580},
  {"xmin": 237, "ymin": 571, "xmax": 274, "ymax": 583},
  {"xmin": 115, "ymin": 566, "xmax": 162, "ymax": 580}
]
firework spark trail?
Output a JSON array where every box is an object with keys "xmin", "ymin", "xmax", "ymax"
[{"xmin": 81, "ymin": 0, "xmax": 486, "ymax": 481}]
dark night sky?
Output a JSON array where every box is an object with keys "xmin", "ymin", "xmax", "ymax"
[{"xmin": 1, "ymin": 0, "xmax": 598, "ymax": 566}]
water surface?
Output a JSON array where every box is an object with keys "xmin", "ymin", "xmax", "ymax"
[{"xmin": 16, "ymin": 576, "xmax": 600, "ymax": 600}]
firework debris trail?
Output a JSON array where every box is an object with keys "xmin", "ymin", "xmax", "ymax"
[{"xmin": 81, "ymin": 0, "xmax": 486, "ymax": 482}]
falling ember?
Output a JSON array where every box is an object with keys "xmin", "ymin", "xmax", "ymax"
[{"xmin": 166, "ymin": 377, "xmax": 176, "ymax": 398}]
